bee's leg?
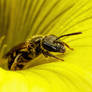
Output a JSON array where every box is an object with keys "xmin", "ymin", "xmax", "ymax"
[
  {"xmin": 62, "ymin": 42, "xmax": 74, "ymax": 50},
  {"xmin": 10, "ymin": 54, "xmax": 22, "ymax": 70},
  {"xmin": 42, "ymin": 51, "xmax": 64, "ymax": 61}
]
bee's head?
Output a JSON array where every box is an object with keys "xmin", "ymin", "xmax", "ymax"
[
  {"xmin": 42, "ymin": 35, "xmax": 65, "ymax": 53},
  {"xmin": 42, "ymin": 32, "xmax": 82, "ymax": 53}
]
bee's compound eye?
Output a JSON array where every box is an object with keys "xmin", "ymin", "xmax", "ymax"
[
  {"xmin": 42, "ymin": 42, "xmax": 57, "ymax": 52},
  {"xmin": 42, "ymin": 35, "xmax": 57, "ymax": 51},
  {"xmin": 42, "ymin": 41, "xmax": 63, "ymax": 52}
]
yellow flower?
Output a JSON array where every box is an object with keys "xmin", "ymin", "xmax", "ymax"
[{"xmin": 0, "ymin": 0, "xmax": 92, "ymax": 92}]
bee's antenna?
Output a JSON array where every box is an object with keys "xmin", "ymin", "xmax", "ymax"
[{"xmin": 56, "ymin": 32, "xmax": 82, "ymax": 40}]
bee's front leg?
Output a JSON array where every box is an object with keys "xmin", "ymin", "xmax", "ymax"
[
  {"xmin": 42, "ymin": 51, "xmax": 64, "ymax": 61},
  {"xmin": 62, "ymin": 42, "xmax": 74, "ymax": 50}
]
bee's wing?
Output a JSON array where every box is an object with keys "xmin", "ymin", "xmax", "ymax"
[{"xmin": 3, "ymin": 42, "xmax": 26, "ymax": 58}]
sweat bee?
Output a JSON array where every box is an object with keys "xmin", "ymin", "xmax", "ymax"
[{"xmin": 3, "ymin": 32, "xmax": 82, "ymax": 70}]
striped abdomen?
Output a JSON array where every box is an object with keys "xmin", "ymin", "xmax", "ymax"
[{"xmin": 4, "ymin": 36, "xmax": 43, "ymax": 70}]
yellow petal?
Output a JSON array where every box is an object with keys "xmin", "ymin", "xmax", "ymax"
[{"xmin": 0, "ymin": 0, "xmax": 92, "ymax": 92}]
